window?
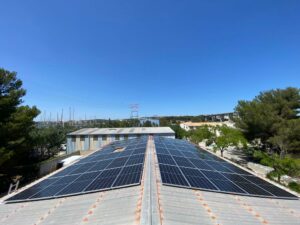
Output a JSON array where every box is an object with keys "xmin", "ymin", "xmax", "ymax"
[
  {"xmin": 94, "ymin": 136, "xmax": 98, "ymax": 141},
  {"xmin": 80, "ymin": 136, "xmax": 85, "ymax": 141},
  {"xmin": 115, "ymin": 135, "xmax": 120, "ymax": 141},
  {"xmin": 137, "ymin": 134, "xmax": 141, "ymax": 138},
  {"xmin": 102, "ymin": 135, "xmax": 107, "ymax": 141},
  {"xmin": 124, "ymin": 134, "xmax": 128, "ymax": 140},
  {"xmin": 72, "ymin": 137, "xmax": 76, "ymax": 142}
]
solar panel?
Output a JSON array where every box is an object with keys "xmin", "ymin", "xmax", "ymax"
[
  {"xmin": 154, "ymin": 137, "xmax": 298, "ymax": 199},
  {"xmin": 185, "ymin": 176, "xmax": 218, "ymax": 190},
  {"xmin": 156, "ymin": 154, "xmax": 176, "ymax": 165},
  {"xmin": 6, "ymin": 137, "xmax": 148, "ymax": 203}
]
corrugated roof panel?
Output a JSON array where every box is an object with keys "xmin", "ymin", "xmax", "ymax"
[{"xmin": 69, "ymin": 127, "xmax": 175, "ymax": 135}]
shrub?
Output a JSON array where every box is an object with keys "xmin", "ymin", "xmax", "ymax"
[
  {"xmin": 288, "ymin": 182, "xmax": 300, "ymax": 193},
  {"xmin": 253, "ymin": 151, "xmax": 300, "ymax": 182}
]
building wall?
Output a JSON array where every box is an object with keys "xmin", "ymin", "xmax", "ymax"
[{"xmin": 67, "ymin": 133, "xmax": 175, "ymax": 153}]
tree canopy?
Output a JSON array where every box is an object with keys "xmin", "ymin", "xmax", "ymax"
[
  {"xmin": 189, "ymin": 125, "xmax": 214, "ymax": 144},
  {"xmin": 213, "ymin": 125, "xmax": 247, "ymax": 157},
  {"xmin": 0, "ymin": 68, "xmax": 40, "ymax": 192},
  {"xmin": 0, "ymin": 69, "xmax": 40, "ymax": 167},
  {"xmin": 234, "ymin": 87, "xmax": 300, "ymax": 155}
]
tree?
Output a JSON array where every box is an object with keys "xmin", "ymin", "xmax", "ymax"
[
  {"xmin": 269, "ymin": 155, "xmax": 300, "ymax": 182},
  {"xmin": 234, "ymin": 87, "xmax": 300, "ymax": 154},
  {"xmin": 214, "ymin": 126, "xmax": 247, "ymax": 157},
  {"xmin": 0, "ymin": 68, "xmax": 40, "ymax": 192},
  {"xmin": 142, "ymin": 120, "xmax": 153, "ymax": 127},
  {"xmin": 159, "ymin": 117, "xmax": 170, "ymax": 126},
  {"xmin": 0, "ymin": 69, "xmax": 40, "ymax": 166},
  {"xmin": 269, "ymin": 119, "xmax": 300, "ymax": 157},
  {"xmin": 170, "ymin": 124, "xmax": 187, "ymax": 139},
  {"xmin": 30, "ymin": 126, "xmax": 66, "ymax": 159},
  {"xmin": 253, "ymin": 151, "xmax": 300, "ymax": 182},
  {"xmin": 189, "ymin": 125, "xmax": 214, "ymax": 144}
]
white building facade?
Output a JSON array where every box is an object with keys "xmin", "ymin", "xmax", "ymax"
[{"xmin": 67, "ymin": 127, "xmax": 175, "ymax": 154}]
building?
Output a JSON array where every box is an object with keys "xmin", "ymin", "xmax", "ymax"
[
  {"xmin": 139, "ymin": 117, "xmax": 160, "ymax": 126},
  {"xmin": 66, "ymin": 127, "xmax": 175, "ymax": 153},
  {"xmin": 202, "ymin": 112, "xmax": 235, "ymax": 122},
  {"xmin": 1, "ymin": 137, "xmax": 299, "ymax": 225},
  {"xmin": 180, "ymin": 121, "xmax": 235, "ymax": 131}
]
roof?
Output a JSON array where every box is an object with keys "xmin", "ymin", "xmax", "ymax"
[
  {"xmin": 181, "ymin": 121, "xmax": 229, "ymax": 127},
  {"xmin": 1, "ymin": 137, "xmax": 299, "ymax": 225},
  {"xmin": 68, "ymin": 127, "xmax": 175, "ymax": 136}
]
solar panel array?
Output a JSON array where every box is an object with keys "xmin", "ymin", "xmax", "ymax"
[
  {"xmin": 6, "ymin": 137, "xmax": 147, "ymax": 203},
  {"xmin": 154, "ymin": 137, "xmax": 297, "ymax": 199}
]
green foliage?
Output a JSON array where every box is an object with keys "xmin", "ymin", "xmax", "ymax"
[
  {"xmin": 170, "ymin": 124, "xmax": 187, "ymax": 139},
  {"xmin": 254, "ymin": 150, "xmax": 300, "ymax": 182},
  {"xmin": 214, "ymin": 126, "xmax": 247, "ymax": 156},
  {"xmin": 266, "ymin": 170, "xmax": 280, "ymax": 181},
  {"xmin": 159, "ymin": 117, "xmax": 172, "ymax": 126},
  {"xmin": 288, "ymin": 182, "xmax": 300, "ymax": 193},
  {"xmin": 253, "ymin": 150, "xmax": 273, "ymax": 166},
  {"xmin": 142, "ymin": 120, "xmax": 153, "ymax": 127},
  {"xmin": 0, "ymin": 68, "xmax": 40, "ymax": 193},
  {"xmin": 189, "ymin": 126, "xmax": 214, "ymax": 144},
  {"xmin": 234, "ymin": 87, "xmax": 300, "ymax": 154},
  {"xmin": 0, "ymin": 69, "xmax": 40, "ymax": 167},
  {"xmin": 269, "ymin": 119, "xmax": 300, "ymax": 156},
  {"xmin": 30, "ymin": 126, "xmax": 66, "ymax": 159}
]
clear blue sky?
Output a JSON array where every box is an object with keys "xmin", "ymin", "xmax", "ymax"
[{"xmin": 1, "ymin": 0, "xmax": 300, "ymax": 120}]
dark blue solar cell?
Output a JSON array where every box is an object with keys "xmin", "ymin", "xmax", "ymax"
[
  {"xmin": 181, "ymin": 151, "xmax": 197, "ymax": 158},
  {"xmin": 185, "ymin": 176, "xmax": 218, "ymax": 190},
  {"xmin": 112, "ymin": 172, "xmax": 141, "ymax": 187},
  {"xmin": 234, "ymin": 182, "xmax": 273, "ymax": 196},
  {"xmin": 209, "ymin": 179, "xmax": 246, "ymax": 193},
  {"xmin": 118, "ymin": 150, "xmax": 134, "ymax": 157},
  {"xmin": 221, "ymin": 173, "xmax": 249, "ymax": 183},
  {"xmin": 257, "ymin": 184, "xmax": 296, "ymax": 198},
  {"xmin": 100, "ymin": 168, "xmax": 122, "ymax": 178},
  {"xmin": 77, "ymin": 171, "xmax": 101, "ymax": 181},
  {"xmin": 120, "ymin": 164, "xmax": 143, "ymax": 175},
  {"xmin": 132, "ymin": 148, "xmax": 146, "ymax": 155},
  {"xmin": 106, "ymin": 157, "xmax": 129, "ymax": 169},
  {"xmin": 51, "ymin": 165, "xmax": 81, "ymax": 177},
  {"xmin": 173, "ymin": 156, "xmax": 195, "ymax": 168},
  {"xmin": 221, "ymin": 163, "xmax": 252, "ymax": 175},
  {"xmin": 69, "ymin": 163, "xmax": 95, "ymax": 174},
  {"xmin": 55, "ymin": 181, "xmax": 88, "ymax": 196},
  {"xmin": 88, "ymin": 159, "xmax": 113, "ymax": 172},
  {"xmin": 160, "ymin": 172, "xmax": 189, "ymax": 186},
  {"xmin": 159, "ymin": 164, "xmax": 181, "ymax": 174},
  {"xmin": 6, "ymin": 187, "xmax": 45, "ymax": 201},
  {"xmin": 157, "ymin": 154, "xmax": 176, "ymax": 165},
  {"xmin": 204, "ymin": 160, "xmax": 234, "ymax": 173},
  {"xmin": 168, "ymin": 150, "xmax": 184, "ymax": 157},
  {"xmin": 156, "ymin": 148, "xmax": 170, "ymax": 155},
  {"xmin": 53, "ymin": 174, "xmax": 81, "ymax": 185},
  {"xmin": 180, "ymin": 167, "xmax": 205, "ymax": 177},
  {"xmin": 126, "ymin": 154, "xmax": 145, "ymax": 165},
  {"xmin": 85, "ymin": 177, "xmax": 116, "ymax": 191},
  {"xmin": 200, "ymin": 170, "xmax": 228, "ymax": 181},
  {"xmin": 241, "ymin": 175, "xmax": 271, "ymax": 185},
  {"xmin": 29, "ymin": 184, "xmax": 66, "ymax": 199},
  {"xmin": 189, "ymin": 159, "xmax": 214, "ymax": 170}
]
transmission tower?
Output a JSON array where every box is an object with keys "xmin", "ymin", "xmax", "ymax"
[{"xmin": 129, "ymin": 104, "xmax": 139, "ymax": 119}]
